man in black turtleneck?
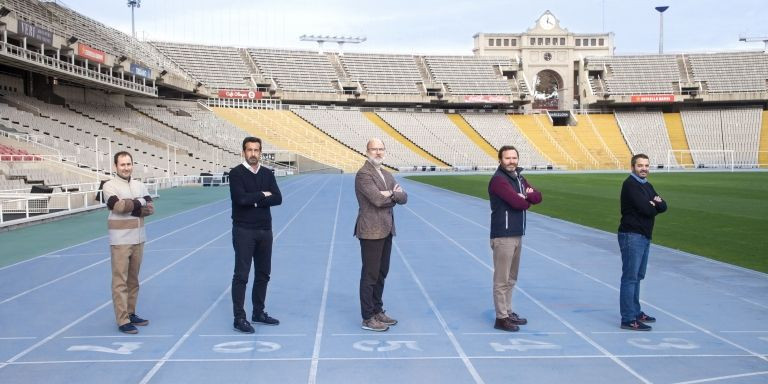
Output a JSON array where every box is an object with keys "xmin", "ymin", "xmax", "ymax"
[{"xmin": 229, "ymin": 137, "xmax": 282, "ymax": 333}]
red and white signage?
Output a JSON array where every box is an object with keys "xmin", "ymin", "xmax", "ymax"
[
  {"xmin": 630, "ymin": 94, "xmax": 675, "ymax": 103},
  {"xmin": 77, "ymin": 44, "xmax": 105, "ymax": 64},
  {"xmin": 217, "ymin": 90, "xmax": 262, "ymax": 99},
  {"xmin": 462, "ymin": 95, "xmax": 509, "ymax": 103}
]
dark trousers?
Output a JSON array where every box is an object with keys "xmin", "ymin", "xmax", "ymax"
[
  {"xmin": 232, "ymin": 226, "xmax": 273, "ymax": 320},
  {"xmin": 359, "ymin": 234, "xmax": 392, "ymax": 320}
]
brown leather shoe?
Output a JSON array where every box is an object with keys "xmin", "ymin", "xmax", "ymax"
[{"xmin": 494, "ymin": 317, "xmax": 520, "ymax": 332}]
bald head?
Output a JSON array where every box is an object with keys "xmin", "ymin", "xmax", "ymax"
[{"xmin": 366, "ymin": 138, "xmax": 386, "ymax": 166}]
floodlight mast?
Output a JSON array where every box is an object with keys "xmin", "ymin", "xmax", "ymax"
[
  {"xmin": 655, "ymin": 6, "xmax": 669, "ymax": 54},
  {"xmin": 127, "ymin": 0, "xmax": 141, "ymax": 39},
  {"xmin": 300, "ymin": 35, "xmax": 366, "ymax": 55},
  {"xmin": 739, "ymin": 35, "xmax": 768, "ymax": 53}
]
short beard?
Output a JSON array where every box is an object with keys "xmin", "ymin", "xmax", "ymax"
[
  {"xmin": 368, "ymin": 156, "xmax": 384, "ymax": 166},
  {"xmin": 246, "ymin": 157, "xmax": 259, "ymax": 166}
]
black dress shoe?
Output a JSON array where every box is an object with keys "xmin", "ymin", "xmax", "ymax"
[
  {"xmin": 234, "ymin": 318, "xmax": 255, "ymax": 333},
  {"xmin": 252, "ymin": 312, "xmax": 280, "ymax": 325}
]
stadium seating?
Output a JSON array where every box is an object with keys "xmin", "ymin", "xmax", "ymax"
[
  {"xmin": 291, "ymin": 107, "xmax": 435, "ymax": 168},
  {"xmin": 460, "ymin": 113, "xmax": 551, "ymax": 168},
  {"xmin": 248, "ymin": 49, "xmax": 339, "ymax": 93},
  {"xmin": 4, "ymin": 0, "xmax": 190, "ymax": 81},
  {"xmin": 212, "ymin": 108, "xmax": 365, "ymax": 173},
  {"xmin": 585, "ymin": 114, "xmax": 633, "ymax": 168},
  {"xmin": 614, "ymin": 111, "xmax": 678, "ymax": 167},
  {"xmin": 423, "ymin": 56, "xmax": 514, "ymax": 95},
  {"xmin": 339, "ymin": 53, "xmax": 423, "ymax": 94},
  {"xmin": 377, "ymin": 111, "xmax": 496, "ymax": 167},
  {"xmin": 688, "ymin": 52, "xmax": 768, "ymax": 93},
  {"xmin": 680, "ymin": 107, "xmax": 761, "ymax": 168},
  {"xmin": 149, "ymin": 42, "xmax": 250, "ymax": 90},
  {"xmin": 586, "ymin": 55, "xmax": 680, "ymax": 95}
]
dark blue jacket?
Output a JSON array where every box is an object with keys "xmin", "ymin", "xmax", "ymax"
[
  {"xmin": 229, "ymin": 164, "xmax": 282, "ymax": 229},
  {"xmin": 488, "ymin": 167, "xmax": 542, "ymax": 238}
]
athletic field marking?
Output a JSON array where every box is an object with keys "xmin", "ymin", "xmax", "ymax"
[
  {"xmin": 0, "ymin": 229, "xmax": 233, "ymax": 370},
  {"xmin": 139, "ymin": 176, "xmax": 333, "ymax": 383},
  {"xmin": 404, "ymin": 203, "xmax": 652, "ymax": 384},
  {"xmin": 406, "ymin": 185, "xmax": 768, "ymax": 364},
  {"xmin": 309, "ymin": 175, "xmax": 343, "ymax": 384},
  {"xmin": 394, "ymin": 241, "xmax": 485, "ymax": 384}
]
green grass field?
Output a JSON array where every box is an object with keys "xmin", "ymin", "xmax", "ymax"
[{"xmin": 406, "ymin": 172, "xmax": 768, "ymax": 273}]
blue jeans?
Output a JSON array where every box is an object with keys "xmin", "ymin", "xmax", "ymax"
[{"xmin": 618, "ymin": 232, "xmax": 650, "ymax": 323}]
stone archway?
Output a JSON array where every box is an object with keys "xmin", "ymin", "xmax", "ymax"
[{"xmin": 532, "ymin": 69, "xmax": 564, "ymax": 110}]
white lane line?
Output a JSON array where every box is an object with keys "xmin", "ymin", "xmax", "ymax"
[
  {"xmin": 61, "ymin": 335, "xmax": 175, "ymax": 339},
  {"xmin": 3, "ymin": 353, "xmax": 765, "ymax": 366},
  {"xmin": 719, "ymin": 330, "xmax": 768, "ymax": 333},
  {"xmin": 0, "ymin": 177, "xmax": 307, "ymax": 271},
  {"xmin": 404, "ymin": 204, "xmax": 652, "ymax": 384},
  {"xmin": 308, "ymin": 175, "xmax": 343, "ymax": 384},
  {"xmin": 591, "ymin": 331, "xmax": 698, "ymax": 335},
  {"xmin": 138, "ymin": 175, "xmax": 333, "ymax": 384},
  {"xmin": 394, "ymin": 241, "xmax": 486, "ymax": 384},
  {"xmin": 0, "ymin": 337, "xmax": 37, "ymax": 340},
  {"xmin": 739, "ymin": 297, "xmax": 768, "ymax": 310},
  {"xmin": 331, "ymin": 333, "xmax": 440, "ymax": 337},
  {"xmin": 0, "ymin": 210, "xmax": 231, "ymax": 305},
  {"xmin": 197, "ymin": 334, "xmax": 307, "ymax": 337},
  {"xmin": 0, "ymin": 177, "xmax": 314, "ymax": 304},
  {"xmin": 409, "ymin": 189, "xmax": 768, "ymax": 364},
  {"xmin": 462, "ymin": 332, "xmax": 568, "ymax": 336},
  {"xmin": 138, "ymin": 285, "xmax": 232, "ymax": 384},
  {"xmin": 672, "ymin": 370, "xmax": 768, "ymax": 384},
  {"xmin": 523, "ymin": 245, "xmax": 768, "ymax": 363},
  {"xmin": 0, "ymin": 229, "xmax": 232, "ymax": 370},
  {"xmin": 0, "ymin": 197, "xmax": 228, "ymax": 271},
  {"xmin": 404, "ymin": 177, "xmax": 768, "ymax": 279}
]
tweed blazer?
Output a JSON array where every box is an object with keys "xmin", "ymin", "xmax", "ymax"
[{"xmin": 354, "ymin": 161, "xmax": 408, "ymax": 239}]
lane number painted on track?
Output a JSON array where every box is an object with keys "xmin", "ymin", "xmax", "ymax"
[
  {"xmin": 212, "ymin": 341, "xmax": 281, "ymax": 353},
  {"xmin": 627, "ymin": 337, "xmax": 699, "ymax": 350},
  {"xmin": 353, "ymin": 340, "xmax": 422, "ymax": 352},
  {"xmin": 67, "ymin": 342, "xmax": 142, "ymax": 355},
  {"xmin": 490, "ymin": 338, "xmax": 561, "ymax": 352}
]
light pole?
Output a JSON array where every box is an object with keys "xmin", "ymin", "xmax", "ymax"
[
  {"xmin": 127, "ymin": 0, "xmax": 141, "ymax": 39},
  {"xmin": 655, "ymin": 6, "xmax": 669, "ymax": 54}
]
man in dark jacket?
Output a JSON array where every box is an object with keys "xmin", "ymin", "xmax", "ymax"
[
  {"xmin": 229, "ymin": 137, "xmax": 282, "ymax": 333},
  {"xmin": 488, "ymin": 145, "xmax": 542, "ymax": 332},
  {"xmin": 619, "ymin": 153, "xmax": 667, "ymax": 331}
]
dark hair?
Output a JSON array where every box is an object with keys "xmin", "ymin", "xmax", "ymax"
[
  {"xmin": 631, "ymin": 153, "xmax": 649, "ymax": 167},
  {"xmin": 114, "ymin": 151, "xmax": 132, "ymax": 165},
  {"xmin": 242, "ymin": 137, "xmax": 262, "ymax": 151},
  {"xmin": 497, "ymin": 145, "xmax": 519, "ymax": 160}
]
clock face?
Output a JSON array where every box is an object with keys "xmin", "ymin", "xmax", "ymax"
[
  {"xmin": 544, "ymin": 52, "xmax": 553, "ymax": 61},
  {"xmin": 539, "ymin": 14, "xmax": 555, "ymax": 30}
]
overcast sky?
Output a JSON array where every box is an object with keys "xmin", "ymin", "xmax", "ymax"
[{"xmin": 55, "ymin": 0, "xmax": 767, "ymax": 55}]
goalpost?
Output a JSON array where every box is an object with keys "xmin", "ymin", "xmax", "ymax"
[{"xmin": 666, "ymin": 149, "xmax": 735, "ymax": 171}]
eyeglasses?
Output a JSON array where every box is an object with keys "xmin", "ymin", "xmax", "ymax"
[{"xmin": 367, "ymin": 147, "xmax": 386, "ymax": 152}]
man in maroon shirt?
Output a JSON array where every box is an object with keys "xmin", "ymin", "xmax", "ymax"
[{"xmin": 488, "ymin": 145, "xmax": 542, "ymax": 332}]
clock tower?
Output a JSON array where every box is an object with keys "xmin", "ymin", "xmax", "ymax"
[{"xmin": 473, "ymin": 10, "xmax": 614, "ymax": 109}]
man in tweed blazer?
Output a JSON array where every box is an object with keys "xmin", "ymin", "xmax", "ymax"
[{"xmin": 354, "ymin": 138, "xmax": 407, "ymax": 332}]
